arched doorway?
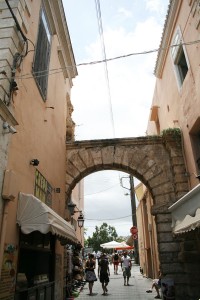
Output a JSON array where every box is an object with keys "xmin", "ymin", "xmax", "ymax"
[{"xmin": 66, "ymin": 134, "xmax": 189, "ymax": 295}]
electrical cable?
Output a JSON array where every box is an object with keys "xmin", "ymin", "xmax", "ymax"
[
  {"xmin": 85, "ymin": 213, "xmax": 135, "ymax": 221},
  {"xmin": 85, "ymin": 223, "xmax": 132, "ymax": 228},
  {"xmin": 0, "ymin": 39, "xmax": 200, "ymax": 80},
  {"xmin": 85, "ymin": 183, "xmax": 119, "ymax": 196},
  {"xmin": 5, "ymin": 0, "xmax": 29, "ymax": 58},
  {"xmin": 94, "ymin": 0, "xmax": 115, "ymax": 137},
  {"xmin": 5, "ymin": 0, "xmax": 27, "ymax": 42}
]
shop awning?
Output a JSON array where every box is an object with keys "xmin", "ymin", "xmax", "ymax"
[
  {"xmin": 172, "ymin": 208, "xmax": 200, "ymax": 234},
  {"xmin": 169, "ymin": 184, "xmax": 200, "ymax": 235},
  {"xmin": 17, "ymin": 193, "xmax": 78, "ymax": 243}
]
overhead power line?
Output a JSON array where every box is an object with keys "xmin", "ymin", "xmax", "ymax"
[
  {"xmin": 78, "ymin": 39, "xmax": 200, "ymax": 66},
  {"xmin": 85, "ymin": 183, "xmax": 119, "ymax": 196},
  {"xmin": 94, "ymin": 0, "xmax": 115, "ymax": 137},
  {"xmin": 0, "ymin": 39, "xmax": 200, "ymax": 81},
  {"xmin": 85, "ymin": 213, "xmax": 136, "ymax": 221}
]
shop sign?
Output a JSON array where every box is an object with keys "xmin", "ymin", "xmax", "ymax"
[{"xmin": 34, "ymin": 169, "xmax": 52, "ymax": 207}]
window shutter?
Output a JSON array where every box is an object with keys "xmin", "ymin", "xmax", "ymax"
[{"xmin": 33, "ymin": 13, "xmax": 51, "ymax": 100}]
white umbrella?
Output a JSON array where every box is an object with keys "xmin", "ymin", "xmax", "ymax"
[{"xmin": 100, "ymin": 241, "xmax": 123, "ymax": 249}]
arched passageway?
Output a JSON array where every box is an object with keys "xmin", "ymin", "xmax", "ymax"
[{"xmin": 66, "ymin": 134, "xmax": 189, "ymax": 295}]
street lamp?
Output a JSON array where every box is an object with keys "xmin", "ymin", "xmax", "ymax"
[
  {"xmin": 67, "ymin": 199, "xmax": 84, "ymax": 228},
  {"xmin": 68, "ymin": 199, "xmax": 76, "ymax": 215},
  {"xmin": 77, "ymin": 212, "xmax": 84, "ymax": 228}
]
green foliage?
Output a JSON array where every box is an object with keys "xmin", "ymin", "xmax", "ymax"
[
  {"xmin": 87, "ymin": 222, "xmax": 118, "ymax": 252},
  {"xmin": 161, "ymin": 127, "xmax": 181, "ymax": 137},
  {"xmin": 84, "ymin": 238, "xmax": 89, "ymax": 248}
]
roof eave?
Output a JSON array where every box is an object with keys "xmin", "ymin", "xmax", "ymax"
[{"xmin": 154, "ymin": 0, "xmax": 181, "ymax": 78}]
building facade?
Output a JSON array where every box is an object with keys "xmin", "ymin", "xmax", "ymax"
[
  {"xmin": 135, "ymin": 183, "xmax": 160, "ymax": 280},
  {"xmin": 0, "ymin": 1, "xmax": 83, "ymax": 299},
  {"xmin": 145, "ymin": 0, "xmax": 200, "ymax": 299}
]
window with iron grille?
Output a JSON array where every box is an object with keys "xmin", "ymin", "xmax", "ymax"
[
  {"xmin": 34, "ymin": 169, "xmax": 53, "ymax": 207},
  {"xmin": 33, "ymin": 9, "xmax": 51, "ymax": 100}
]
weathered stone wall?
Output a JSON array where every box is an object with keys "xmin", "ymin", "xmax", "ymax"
[{"xmin": 66, "ymin": 133, "xmax": 200, "ymax": 299}]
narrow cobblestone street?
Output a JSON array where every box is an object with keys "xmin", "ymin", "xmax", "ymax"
[{"xmin": 77, "ymin": 262, "xmax": 159, "ymax": 300}]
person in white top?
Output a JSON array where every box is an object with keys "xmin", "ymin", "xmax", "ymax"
[{"xmin": 121, "ymin": 251, "xmax": 132, "ymax": 286}]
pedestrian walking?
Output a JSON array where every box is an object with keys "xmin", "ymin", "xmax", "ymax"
[
  {"xmin": 85, "ymin": 254, "xmax": 97, "ymax": 296},
  {"xmin": 121, "ymin": 251, "xmax": 132, "ymax": 286},
  {"xmin": 112, "ymin": 250, "xmax": 120, "ymax": 274},
  {"xmin": 98, "ymin": 253, "xmax": 110, "ymax": 295}
]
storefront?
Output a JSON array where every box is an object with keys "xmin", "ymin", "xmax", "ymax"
[
  {"xmin": 168, "ymin": 184, "xmax": 200, "ymax": 298},
  {"xmin": 14, "ymin": 193, "xmax": 78, "ymax": 300}
]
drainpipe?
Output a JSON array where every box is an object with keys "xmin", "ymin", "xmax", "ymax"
[{"xmin": 0, "ymin": 200, "xmax": 10, "ymax": 279}]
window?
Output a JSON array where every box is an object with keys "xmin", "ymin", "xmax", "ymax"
[
  {"xmin": 190, "ymin": 118, "xmax": 200, "ymax": 172},
  {"xmin": 171, "ymin": 28, "xmax": 189, "ymax": 88},
  {"xmin": 33, "ymin": 9, "xmax": 51, "ymax": 100},
  {"xmin": 191, "ymin": 132, "xmax": 200, "ymax": 171}
]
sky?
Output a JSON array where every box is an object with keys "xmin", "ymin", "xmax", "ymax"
[{"xmin": 63, "ymin": 0, "xmax": 169, "ymax": 239}]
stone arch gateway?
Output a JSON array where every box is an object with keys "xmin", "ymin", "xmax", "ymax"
[{"xmin": 66, "ymin": 133, "xmax": 189, "ymax": 294}]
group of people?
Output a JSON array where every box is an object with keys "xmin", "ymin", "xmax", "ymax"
[
  {"xmin": 85, "ymin": 251, "xmax": 132, "ymax": 296},
  {"xmin": 84, "ymin": 253, "xmax": 175, "ymax": 298}
]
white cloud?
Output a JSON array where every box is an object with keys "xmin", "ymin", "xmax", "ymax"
[
  {"xmin": 84, "ymin": 171, "xmax": 133, "ymax": 238},
  {"xmin": 145, "ymin": 0, "xmax": 164, "ymax": 13},
  {"xmin": 117, "ymin": 7, "xmax": 132, "ymax": 19},
  {"xmin": 68, "ymin": 2, "xmax": 168, "ymax": 238},
  {"xmin": 72, "ymin": 17, "xmax": 163, "ymax": 140}
]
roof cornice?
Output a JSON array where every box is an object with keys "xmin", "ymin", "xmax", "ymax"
[
  {"xmin": 154, "ymin": 0, "xmax": 182, "ymax": 78},
  {"xmin": 44, "ymin": 0, "xmax": 78, "ymax": 82}
]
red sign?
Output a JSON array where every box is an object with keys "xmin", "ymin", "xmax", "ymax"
[{"xmin": 130, "ymin": 226, "xmax": 138, "ymax": 235}]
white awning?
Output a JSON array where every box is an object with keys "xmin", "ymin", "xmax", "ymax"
[
  {"xmin": 17, "ymin": 193, "xmax": 78, "ymax": 244},
  {"xmin": 172, "ymin": 208, "xmax": 200, "ymax": 234},
  {"xmin": 169, "ymin": 184, "xmax": 200, "ymax": 235}
]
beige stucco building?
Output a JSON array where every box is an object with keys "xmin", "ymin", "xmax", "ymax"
[
  {"xmin": 137, "ymin": 1, "xmax": 200, "ymax": 299},
  {"xmin": 0, "ymin": 1, "xmax": 84, "ymax": 299},
  {"xmin": 135, "ymin": 183, "xmax": 160, "ymax": 280}
]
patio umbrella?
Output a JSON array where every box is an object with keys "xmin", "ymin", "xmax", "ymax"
[
  {"xmin": 115, "ymin": 241, "xmax": 134, "ymax": 250},
  {"xmin": 100, "ymin": 241, "xmax": 123, "ymax": 249}
]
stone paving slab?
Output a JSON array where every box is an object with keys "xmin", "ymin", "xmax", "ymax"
[{"xmin": 76, "ymin": 263, "xmax": 160, "ymax": 300}]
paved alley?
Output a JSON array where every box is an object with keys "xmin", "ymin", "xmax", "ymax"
[{"xmin": 77, "ymin": 262, "xmax": 160, "ymax": 300}]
